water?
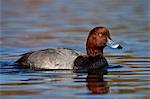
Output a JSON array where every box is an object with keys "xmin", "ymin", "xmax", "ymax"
[{"xmin": 0, "ymin": 0, "xmax": 150, "ymax": 99}]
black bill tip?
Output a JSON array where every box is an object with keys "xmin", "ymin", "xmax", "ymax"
[{"xmin": 117, "ymin": 45, "xmax": 123, "ymax": 49}]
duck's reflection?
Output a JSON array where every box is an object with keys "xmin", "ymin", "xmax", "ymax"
[{"xmin": 86, "ymin": 68, "xmax": 109, "ymax": 94}]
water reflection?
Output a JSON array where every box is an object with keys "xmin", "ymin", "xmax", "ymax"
[
  {"xmin": 86, "ymin": 69, "xmax": 109, "ymax": 94},
  {"xmin": 73, "ymin": 58, "xmax": 109, "ymax": 94}
]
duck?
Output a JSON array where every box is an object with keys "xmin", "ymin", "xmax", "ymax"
[{"xmin": 13, "ymin": 27, "xmax": 122, "ymax": 70}]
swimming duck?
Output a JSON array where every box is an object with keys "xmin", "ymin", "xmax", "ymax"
[{"xmin": 13, "ymin": 27, "xmax": 122, "ymax": 70}]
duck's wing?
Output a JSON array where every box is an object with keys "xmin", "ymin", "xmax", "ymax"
[
  {"xmin": 13, "ymin": 48, "xmax": 83, "ymax": 69},
  {"xmin": 13, "ymin": 51, "xmax": 34, "ymax": 66}
]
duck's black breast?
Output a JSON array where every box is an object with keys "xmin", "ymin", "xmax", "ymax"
[{"xmin": 73, "ymin": 55, "xmax": 108, "ymax": 70}]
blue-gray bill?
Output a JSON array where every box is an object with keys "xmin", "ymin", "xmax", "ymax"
[{"xmin": 107, "ymin": 38, "xmax": 122, "ymax": 49}]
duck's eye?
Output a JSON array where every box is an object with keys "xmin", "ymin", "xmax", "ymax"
[{"xmin": 98, "ymin": 33, "xmax": 103, "ymax": 36}]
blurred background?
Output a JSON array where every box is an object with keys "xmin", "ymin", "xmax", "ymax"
[
  {"xmin": 0, "ymin": 0, "xmax": 150, "ymax": 99},
  {"xmin": 1, "ymin": 0, "xmax": 149, "ymax": 54}
]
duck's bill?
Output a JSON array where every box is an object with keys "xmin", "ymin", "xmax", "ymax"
[{"xmin": 107, "ymin": 38, "xmax": 122, "ymax": 49}]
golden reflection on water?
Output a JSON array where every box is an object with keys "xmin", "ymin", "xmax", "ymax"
[
  {"xmin": 0, "ymin": 82, "xmax": 46, "ymax": 86},
  {"xmin": 0, "ymin": 89, "xmax": 48, "ymax": 96}
]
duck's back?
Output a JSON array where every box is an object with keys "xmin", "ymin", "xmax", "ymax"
[{"xmin": 15, "ymin": 48, "xmax": 82, "ymax": 69}]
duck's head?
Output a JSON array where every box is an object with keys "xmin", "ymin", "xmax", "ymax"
[{"xmin": 86, "ymin": 27, "xmax": 122, "ymax": 56}]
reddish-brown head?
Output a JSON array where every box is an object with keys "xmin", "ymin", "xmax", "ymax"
[{"xmin": 86, "ymin": 27, "xmax": 122, "ymax": 56}]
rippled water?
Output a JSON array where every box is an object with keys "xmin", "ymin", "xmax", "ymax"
[{"xmin": 0, "ymin": 0, "xmax": 150, "ymax": 99}]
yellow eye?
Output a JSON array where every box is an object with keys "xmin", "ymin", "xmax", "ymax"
[{"xmin": 98, "ymin": 33, "xmax": 103, "ymax": 36}]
